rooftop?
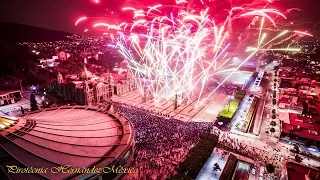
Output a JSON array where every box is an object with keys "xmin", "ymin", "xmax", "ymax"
[
  {"xmin": 0, "ymin": 90, "xmax": 21, "ymax": 96},
  {"xmin": 286, "ymin": 161, "xmax": 320, "ymax": 180},
  {"xmin": 0, "ymin": 106, "xmax": 134, "ymax": 180},
  {"xmin": 281, "ymin": 113, "xmax": 320, "ymax": 142},
  {"xmin": 278, "ymin": 96, "xmax": 302, "ymax": 106},
  {"xmin": 279, "ymin": 79, "xmax": 293, "ymax": 89}
]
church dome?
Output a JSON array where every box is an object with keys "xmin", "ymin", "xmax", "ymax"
[
  {"xmin": 57, "ymin": 72, "xmax": 64, "ymax": 83},
  {"xmin": 81, "ymin": 68, "xmax": 92, "ymax": 79}
]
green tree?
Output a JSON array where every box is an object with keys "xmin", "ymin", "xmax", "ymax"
[
  {"xmin": 30, "ymin": 93, "xmax": 39, "ymax": 111},
  {"xmin": 55, "ymin": 58, "xmax": 84, "ymax": 76},
  {"xmin": 270, "ymin": 127, "xmax": 275, "ymax": 133},
  {"xmin": 0, "ymin": 43, "xmax": 54, "ymax": 88},
  {"xmin": 170, "ymin": 173, "xmax": 192, "ymax": 180},
  {"xmin": 272, "ymin": 99, "xmax": 277, "ymax": 105},
  {"xmin": 294, "ymin": 155, "xmax": 302, "ymax": 162},
  {"xmin": 266, "ymin": 164, "xmax": 275, "ymax": 174},
  {"xmin": 304, "ymin": 140, "xmax": 313, "ymax": 147},
  {"xmin": 178, "ymin": 133, "xmax": 219, "ymax": 179},
  {"xmin": 293, "ymin": 144, "xmax": 299, "ymax": 153}
]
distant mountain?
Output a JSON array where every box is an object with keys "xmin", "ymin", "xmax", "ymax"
[{"xmin": 0, "ymin": 22, "xmax": 73, "ymax": 43}]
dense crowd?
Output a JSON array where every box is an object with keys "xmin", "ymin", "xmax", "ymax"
[
  {"xmin": 217, "ymin": 130, "xmax": 282, "ymax": 177},
  {"xmin": 207, "ymin": 82, "xmax": 241, "ymax": 95},
  {"xmin": 218, "ymin": 132, "xmax": 270, "ymax": 163},
  {"xmin": 112, "ymin": 101, "xmax": 213, "ymax": 180}
]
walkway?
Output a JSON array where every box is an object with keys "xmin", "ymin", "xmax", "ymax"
[{"xmin": 196, "ymin": 149, "xmax": 228, "ymax": 180}]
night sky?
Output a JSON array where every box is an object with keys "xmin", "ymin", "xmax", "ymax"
[{"xmin": 0, "ymin": 0, "xmax": 319, "ymax": 34}]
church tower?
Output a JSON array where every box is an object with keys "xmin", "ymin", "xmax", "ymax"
[
  {"xmin": 57, "ymin": 72, "xmax": 64, "ymax": 84},
  {"xmin": 83, "ymin": 80, "xmax": 91, "ymax": 106},
  {"xmin": 108, "ymin": 75, "xmax": 114, "ymax": 97}
]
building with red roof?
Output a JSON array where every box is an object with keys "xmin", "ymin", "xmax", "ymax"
[
  {"xmin": 285, "ymin": 161, "xmax": 320, "ymax": 180},
  {"xmin": 280, "ymin": 113, "xmax": 320, "ymax": 143}
]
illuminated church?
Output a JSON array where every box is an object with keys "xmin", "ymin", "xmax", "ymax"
[{"xmin": 52, "ymin": 62, "xmax": 137, "ymax": 105}]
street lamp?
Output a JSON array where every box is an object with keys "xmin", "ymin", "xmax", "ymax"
[
  {"xmin": 41, "ymin": 96, "xmax": 45, "ymax": 108},
  {"xmin": 227, "ymin": 89, "xmax": 236, "ymax": 112},
  {"xmin": 174, "ymin": 90, "xmax": 178, "ymax": 110},
  {"xmin": 18, "ymin": 80, "xmax": 23, "ymax": 95},
  {"xmin": 31, "ymin": 85, "xmax": 37, "ymax": 91},
  {"xmin": 227, "ymin": 95, "xmax": 232, "ymax": 112},
  {"xmin": 243, "ymin": 78, "xmax": 247, "ymax": 90},
  {"xmin": 143, "ymin": 86, "xmax": 147, "ymax": 103}
]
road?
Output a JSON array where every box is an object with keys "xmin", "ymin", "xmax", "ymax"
[
  {"xmin": 216, "ymin": 129, "xmax": 320, "ymax": 178},
  {"xmin": 214, "ymin": 59, "xmax": 320, "ymax": 179},
  {"xmin": 234, "ymin": 161, "xmax": 251, "ymax": 180},
  {"xmin": 250, "ymin": 77, "xmax": 269, "ymax": 135},
  {"xmin": 0, "ymin": 91, "xmax": 42, "ymax": 116},
  {"xmin": 196, "ymin": 150, "xmax": 228, "ymax": 180}
]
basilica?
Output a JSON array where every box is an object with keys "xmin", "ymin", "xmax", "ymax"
[{"xmin": 51, "ymin": 66, "xmax": 137, "ymax": 105}]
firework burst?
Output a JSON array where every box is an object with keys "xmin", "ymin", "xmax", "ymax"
[{"xmin": 76, "ymin": 0, "xmax": 308, "ymax": 107}]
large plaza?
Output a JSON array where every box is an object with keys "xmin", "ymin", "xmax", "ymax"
[
  {"xmin": 1, "ymin": 0, "xmax": 320, "ymax": 179},
  {"xmin": 112, "ymin": 90, "xmax": 230, "ymax": 122},
  {"xmin": 112, "ymin": 71, "xmax": 253, "ymax": 123}
]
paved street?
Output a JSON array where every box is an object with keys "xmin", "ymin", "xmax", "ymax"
[
  {"xmin": 111, "ymin": 58, "xmax": 320, "ymax": 178},
  {"xmin": 250, "ymin": 77, "xmax": 269, "ymax": 135},
  {"xmin": 196, "ymin": 149, "xmax": 228, "ymax": 180},
  {"xmin": 0, "ymin": 91, "xmax": 42, "ymax": 116},
  {"xmin": 230, "ymin": 71, "xmax": 264, "ymax": 134},
  {"xmin": 217, "ymin": 128, "xmax": 320, "ymax": 177},
  {"xmin": 1, "ymin": 61, "xmax": 315, "ymax": 180},
  {"xmin": 221, "ymin": 60, "xmax": 320, "ymax": 178},
  {"xmin": 234, "ymin": 161, "xmax": 251, "ymax": 180}
]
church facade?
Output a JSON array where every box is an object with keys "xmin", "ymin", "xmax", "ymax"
[{"xmin": 51, "ymin": 70, "xmax": 137, "ymax": 105}]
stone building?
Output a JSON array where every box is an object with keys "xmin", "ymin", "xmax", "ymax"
[{"xmin": 51, "ymin": 67, "xmax": 137, "ymax": 105}]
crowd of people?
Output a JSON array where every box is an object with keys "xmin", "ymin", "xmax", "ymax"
[
  {"xmin": 218, "ymin": 132, "xmax": 270, "ymax": 163},
  {"xmin": 102, "ymin": 100, "xmax": 290, "ymax": 179},
  {"xmin": 0, "ymin": 105, "xmax": 29, "ymax": 116},
  {"xmin": 216, "ymin": 130, "xmax": 281, "ymax": 177},
  {"xmin": 207, "ymin": 82, "xmax": 242, "ymax": 95},
  {"xmin": 112, "ymin": 101, "xmax": 213, "ymax": 180}
]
